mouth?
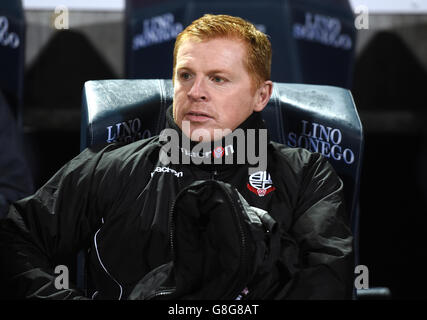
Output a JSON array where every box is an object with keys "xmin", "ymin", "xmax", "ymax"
[{"xmin": 184, "ymin": 110, "xmax": 213, "ymax": 123}]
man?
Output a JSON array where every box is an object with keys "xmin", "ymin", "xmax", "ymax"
[{"xmin": 0, "ymin": 14, "xmax": 353, "ymax": 300}]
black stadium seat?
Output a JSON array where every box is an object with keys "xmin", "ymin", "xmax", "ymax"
[{"xmin": 0, "ymin": 0, "xmax": 25, "ymax": 122}]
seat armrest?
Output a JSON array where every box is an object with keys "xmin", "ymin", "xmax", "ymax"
[{"xmin": 356, "ymin": 287, "xmax": 392, "ymax": 300}]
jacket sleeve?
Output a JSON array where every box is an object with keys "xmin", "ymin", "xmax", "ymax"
[
  {"xmin": 0, "ymin": 144, "xmax": 120, "ymax": 299},
  {"xmin": 284, "ymin": 152, "xmax": 354, "ymax": 299},
  {"xmin": 0, "ymin": 97, "xmax": 34, "ymax": 218}
]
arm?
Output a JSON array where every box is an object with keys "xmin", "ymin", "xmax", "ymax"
[
  {"xmin": 0, "ymin": 97, "xmax": 34, "ymax": 218},
  {"xmin": 285, "ymin": 152, "xmax": 354, "ymax": 299},
  {"xmin": 0, "ymin": 146, "xmax": 112, "ymax": 299}
]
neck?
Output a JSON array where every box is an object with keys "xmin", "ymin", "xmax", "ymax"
[{"xmin": 161, "ymin": 105, "xmax": 269, "ymax": 171}]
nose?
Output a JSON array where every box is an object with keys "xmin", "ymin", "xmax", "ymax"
[{"xmin": 187, "ymin": 77, "xmax": 208, "ymax": 102}]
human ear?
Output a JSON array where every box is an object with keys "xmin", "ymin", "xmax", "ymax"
[{"xmin": 254, "ymin": 80, "xmax": 273, "ymax": 112}]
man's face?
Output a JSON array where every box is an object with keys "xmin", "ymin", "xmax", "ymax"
[{"xmin": 173, "ymin": 37, "xmax": 271, "ymax": 141}]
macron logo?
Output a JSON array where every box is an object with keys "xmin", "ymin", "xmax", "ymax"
[{"xmin": 151, "ymin": 167, "xmax": 183, "ymax": 178}]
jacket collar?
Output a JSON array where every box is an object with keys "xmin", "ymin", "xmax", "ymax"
[{"xmin": 161, "ymin": 105, "xmax": 269, "ymax": 172}]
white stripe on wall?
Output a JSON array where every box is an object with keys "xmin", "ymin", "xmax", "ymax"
[
  {"xmin": 23, "ymin": 0, "xmax": 125, "ymax": 11},
  {"xmin": 22, "ymin": 0, "xmax": 427, "ymax": 13}
]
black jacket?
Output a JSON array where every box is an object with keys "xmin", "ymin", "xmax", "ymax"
[
  {"xmin": 0, "ymin": 107, "xmax": 353, "ymax": 300},
  {"xmin": 0, "ymin": 93, "xmax": 34, "ymax": 218}
]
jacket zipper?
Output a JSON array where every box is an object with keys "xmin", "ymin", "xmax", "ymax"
[
  {"xmin": 140, "ymin": 197, "xmax": 177, "ymax": 300},
  {"xmin": 147, "ymin": 193, "xmax": 181, "ymax": 300},
  {"xmin": 168, "ymin": 197, "xmax": 177, "ymax": 263},
  {"xmin": 211, "ymin": 170, "xmax": 218, "ymax": 180},
  {"xmin": 223, "ymin": 187, "xmax": 250, "ymax": 299}
]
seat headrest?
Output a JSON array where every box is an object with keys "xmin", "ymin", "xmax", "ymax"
[{"xmin": 0, "ymin": 1, "xmax": 25, "ymax": 118}]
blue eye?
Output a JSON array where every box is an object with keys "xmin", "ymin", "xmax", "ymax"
[
  {"xmin": 180, "ymin": 72, "xmax": 191, "ymax": 80},
  {"xmin": 212, "ymin": 76, "xmax": 224, "ymax": 83}
]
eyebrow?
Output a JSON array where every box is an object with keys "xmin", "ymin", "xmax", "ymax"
[
  {"xmin": 176, "ymin": 66, "xmax": 230, "ymax": 75},
  {"xmin": 207, "ymin": 69, "xmax": 230, "ymax": 75}
]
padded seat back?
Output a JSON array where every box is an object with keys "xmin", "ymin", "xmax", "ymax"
[{"xmin": 0, "ymin": 0, "xmax": 25, "ymax": 121}]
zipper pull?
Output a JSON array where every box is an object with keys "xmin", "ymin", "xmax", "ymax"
[
  {"xmin": 235, "ymin": 287, "xmax": 250, "ymax": 300},
  {"xmin": 211, "ymin": 170, "xmax": 218, "ymax": 180}
]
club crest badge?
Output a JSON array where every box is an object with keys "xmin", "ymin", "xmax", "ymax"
[
  {"xmin": 212, "ymin": 146, "xmax": 225, "ymax": 159},
  {"xmin": 247, "ymin": 171, "xmax": 276, "ymax": 197}
]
